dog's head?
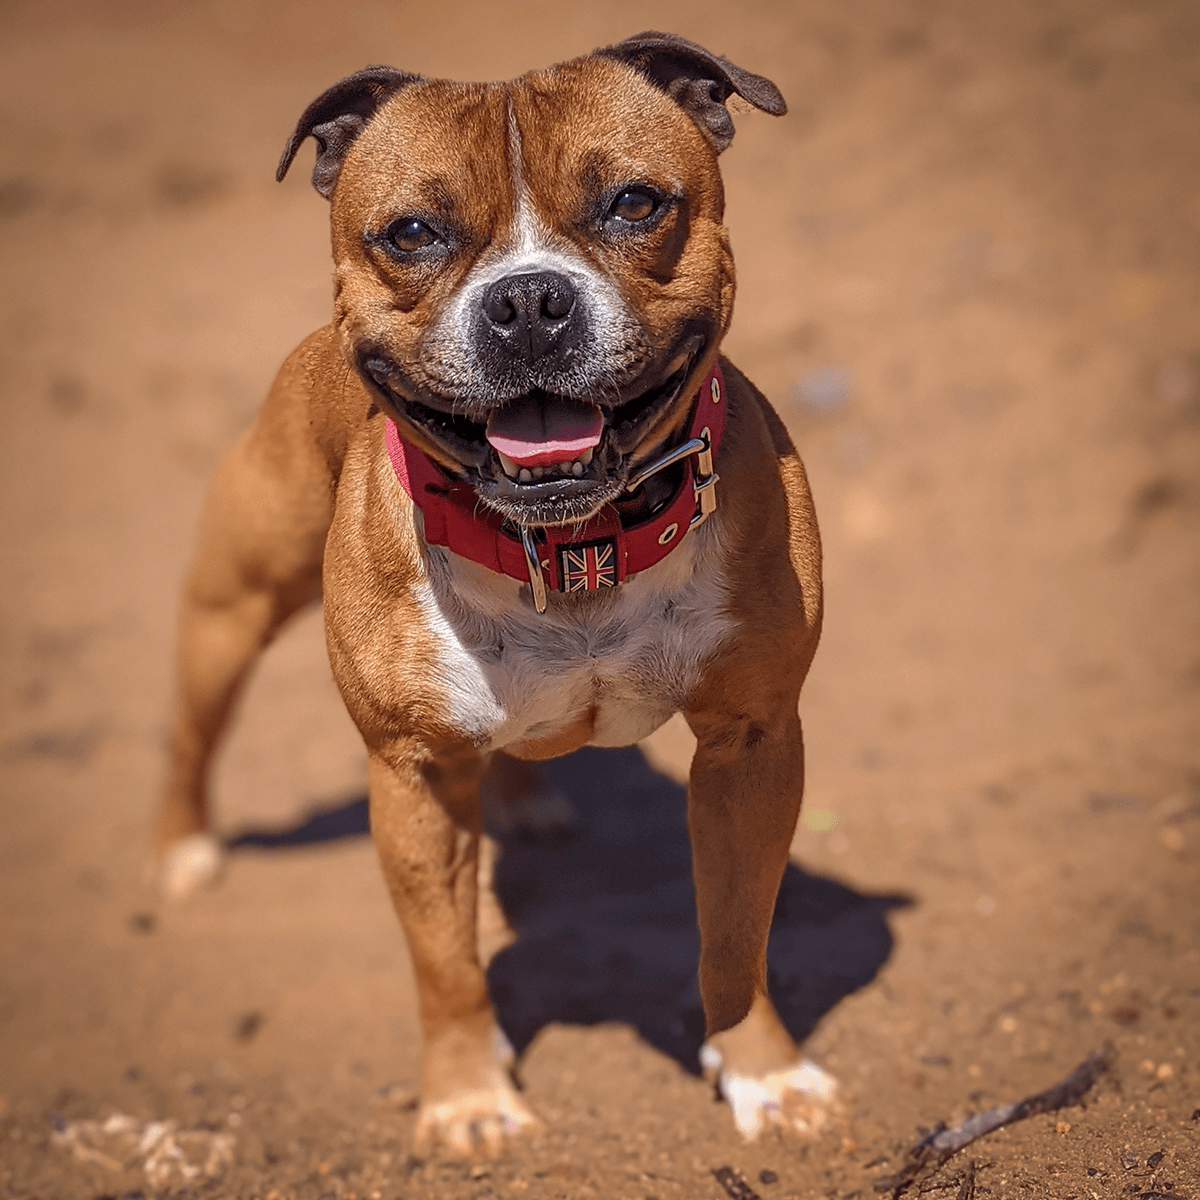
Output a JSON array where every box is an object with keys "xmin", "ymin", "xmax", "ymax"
[{"xmin": 278, "ymin": 33, "xmax": 785, "ymax": 528}]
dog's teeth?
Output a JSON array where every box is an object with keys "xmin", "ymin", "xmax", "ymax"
[
  {"xmin": 518, "ymin": 468, "xmax": 533, "ymax": 483},
  {"xmin": 498, "ymin": 451, "xmax": 520, "ymax": 478},
  {"xmin": 557, "ymin": 460, "xmax": 572, "ymax": 474},
  {"xmin": 532, "ymin": 466, "xmax": 545, "ymax": 479},
  {"xmin": 571, "ymin": 461, "xmax": 584, "ymax": 477},
  {"xmin": 579, "ymin": 448, "xmax": 594, "ymax": 466}
]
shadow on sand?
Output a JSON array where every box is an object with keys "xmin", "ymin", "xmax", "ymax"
[{"xmin": 227, "ymin": 744, "xmax": 911, "ymax": 1075}]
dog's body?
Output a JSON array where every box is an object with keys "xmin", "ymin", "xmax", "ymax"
[{"xmin": 156, "ymin": 34, "xmax": 834, "ymax": 1151}]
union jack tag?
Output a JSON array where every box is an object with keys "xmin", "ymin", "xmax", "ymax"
[{"xmin": 558, "ymin": 539, "xmax": 618, "ymax": 592}]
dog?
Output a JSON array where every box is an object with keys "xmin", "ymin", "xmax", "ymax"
[{"xmin": 154, "ymin": 31, "xmax": 834, "ymax": 1153}]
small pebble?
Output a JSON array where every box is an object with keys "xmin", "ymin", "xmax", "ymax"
[
  {"xmin": 234, "ymin": 1011, "xmax": 263, "ymax": 1041},
  {"xmin": 759, "ymin": 1168, "xmax": 778, "ymax": 1184}
]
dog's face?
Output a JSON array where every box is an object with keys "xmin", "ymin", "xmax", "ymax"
[{"xmin": 278, "ymin": 35, "xmax": 785, "ymax": 528}]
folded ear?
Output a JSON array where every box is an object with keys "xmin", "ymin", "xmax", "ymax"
[
  {"xmin": 596, "ymin": 31, "xmax": 786, "ymax": 152},
  {"xmin": 276, "ymin": 65, "xmax": 421, "ymax": 198}
]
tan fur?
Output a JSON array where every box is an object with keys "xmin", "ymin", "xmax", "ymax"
[{"xmin": 157, "ymin": 43, "xmax": 827, "ymax": 1152}]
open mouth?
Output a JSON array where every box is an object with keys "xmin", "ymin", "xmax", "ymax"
[{"xmin": 361, "ymin": 347, "xmax": 701, "ymax": 527}]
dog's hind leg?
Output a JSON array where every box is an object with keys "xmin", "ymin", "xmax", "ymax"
[{"xmin": 155, "ymin": 355, "xmax": 334, "ymax": 899}]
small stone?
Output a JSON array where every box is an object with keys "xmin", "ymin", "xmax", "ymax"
[
  {"xmin": 234, "ymin": 1011, "xmax": 263, "ymax": 1041},
  {"xmin": 759, "ymin": 1169, "xmax": 778, "ymax": 1184},
  {"xmin": 1055, "ymin": 1121, "xmax": 1071, "ymax": 1134},
  {"xmin": 1155, "ymin": 1063, "xmax": 1174, "ymax": 1079}
]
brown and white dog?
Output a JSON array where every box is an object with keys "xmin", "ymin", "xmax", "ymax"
[{"xmin": 155, "ymin": 32, "xmax": 833, "ymax": 1153}]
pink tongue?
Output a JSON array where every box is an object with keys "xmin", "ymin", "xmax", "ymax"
[{"xmin": 486, "ymin": 395, "xmax": 603, "ymax": 468}]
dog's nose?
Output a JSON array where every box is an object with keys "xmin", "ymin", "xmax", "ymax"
[{"xmin": 481, "ymin": 271, "xmax": 577, "ymax": 363}]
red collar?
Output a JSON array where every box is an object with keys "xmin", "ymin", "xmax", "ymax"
[{"xmin": 385, "ymin": 360, "xmax": 726, "ymax": 610}]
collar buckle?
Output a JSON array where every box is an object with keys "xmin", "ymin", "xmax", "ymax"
[
  {"xmin": 689, "ymin": 425, "xmax": 719, "ymax": 529},
  {"xmin": 519, "ymin": 525, "xmax": 549, "ymax": 614},
  {"xmin": 626, "ymin": 425, "xmax": 720, "ymax": 530}
]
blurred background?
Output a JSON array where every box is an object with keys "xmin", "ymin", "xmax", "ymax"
[{"xmin": 2, "ymin": 2, "xmax": 1197, "ymax": 1197}]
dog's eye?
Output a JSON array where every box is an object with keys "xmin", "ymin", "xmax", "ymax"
[
  {"xmin": 388, "ymin": 219, "xmax": 438, "ymax": 252},
  {"xmin": 609, "ymin": 189, "xmax": 658, "ymax": 224}
]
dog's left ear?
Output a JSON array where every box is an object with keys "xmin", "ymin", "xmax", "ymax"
[
  {"xmin": 276, "ymin": 65, "xmax": 421, "ymax": 198},
  {"xmin": 596, "ymin": 31, "xmax": 786, "ymax": 152}
]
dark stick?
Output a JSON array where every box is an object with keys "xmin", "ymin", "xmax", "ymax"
[
  {"xmin": 873, "ymin": 1048, "xmax": 1111, "ymax": 1198},
  {"xmin": 713, "ymin": 1165, "xmax": 763, "ymax": 1200}
]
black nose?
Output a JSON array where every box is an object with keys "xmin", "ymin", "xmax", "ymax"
[{"xmin": 481, "ymin": 271, "xmax": 577, "ymax": 363}]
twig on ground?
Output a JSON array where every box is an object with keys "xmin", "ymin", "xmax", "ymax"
[
  {"xmin": 713, "ymin": 1165, "xmax": 763, "ymax": 1200},
  {"xmin": 955, "ymin": 1159, "xmax": 976, "ymax": 1200},
  {"xmin": 873, "ymin": 1048, "xmax": 1111, "ymax": 1198}
]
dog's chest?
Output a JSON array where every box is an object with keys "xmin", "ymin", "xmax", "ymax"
[{"xmin": 419, "ymin": 531, "xmax": 733, "ymax": 753}]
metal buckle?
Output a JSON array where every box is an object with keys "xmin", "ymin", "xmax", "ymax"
[
  {"xmin": 689, "ymin": 425, "xmax": 719, "ymax": 529},
  {"xmin": 520, "ymin": 526, "xmax": 548, "ymax": 614},
  {"xmin": 626, "ymin": 428, "xmax": 720, "ymax": 530}
]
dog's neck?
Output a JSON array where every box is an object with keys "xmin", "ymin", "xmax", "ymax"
[{"xmin": 385, "ymin": 361, "xmax": 726, "ymax": 610}]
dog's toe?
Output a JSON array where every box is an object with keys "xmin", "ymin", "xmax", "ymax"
[
  {"xmin": 702, "ymin": 1045, "xmax": 839, "ymax": 1140},
  {"xmin": 413, "ymin": 1080, "xmax": 539, "ymax": 1157},
  {"xmin": 158, "ymin": 833, "xmax": 224, "ymax": 900}
]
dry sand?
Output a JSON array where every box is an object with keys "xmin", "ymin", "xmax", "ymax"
[{"xmin": 1, "ymin": 1, "xmax": 1197, "ymax": 1197}]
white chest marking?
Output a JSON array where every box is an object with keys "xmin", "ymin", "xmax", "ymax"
[{"xmin": 416, "ymin": 521, "xmax": 734, "ymax": 751}]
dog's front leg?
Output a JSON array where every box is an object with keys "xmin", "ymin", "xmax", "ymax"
[
  {"xmin": 367, "ymin": 749, "xmax": 538, "ymax": 1155},
  {"xmin": 687, "ymin": 703, "xmax": 838, "ymax": 1140}
]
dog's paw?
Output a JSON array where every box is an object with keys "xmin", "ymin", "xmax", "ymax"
[
  {"xmin": 700, "ymin": 1043, "xmax": 839, "ymax": 1140},
  {"xmin": 158, "ymin": 833, "xmax": 224, "ymax": 900},
  {"xmin": 413, "ymin": 1078, "xmax": 540, "ymax": 1156}
]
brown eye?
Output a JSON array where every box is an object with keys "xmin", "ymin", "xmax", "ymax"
[
  {"xmin": 610, "ymin": 189, "xmax": 658, "ymax": 223},
  {"xmin": 389, "ymin": 218, "xmax": 437, "ymax": 252}
]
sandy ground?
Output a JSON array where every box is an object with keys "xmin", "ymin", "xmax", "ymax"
[{"xmin": 1, "ymin": 1, "xmax": 1198, "ymax": 1198}]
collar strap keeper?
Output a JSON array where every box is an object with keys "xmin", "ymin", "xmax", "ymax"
[{"xmin": 385, "ymin": 359, "xmax": 726, "ymax": 612}]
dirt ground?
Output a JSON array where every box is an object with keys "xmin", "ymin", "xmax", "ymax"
[{"xmin": 1, "ymin": 1, "xmax": 1198, "ymax": 1198}]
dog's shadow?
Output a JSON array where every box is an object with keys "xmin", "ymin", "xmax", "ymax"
[{"xmin": 228, "ymin": 745, "xmax": 910, "ymax": 1074}]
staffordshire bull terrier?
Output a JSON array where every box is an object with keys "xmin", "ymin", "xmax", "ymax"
[{"xmin": 155, "ymin": 31, "xmax": 835, "ymax": 1152}]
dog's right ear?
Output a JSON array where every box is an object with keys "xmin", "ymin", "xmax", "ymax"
[{"xmin": 277, "ymin": 66, "xmax": 421, "ymax": 198}]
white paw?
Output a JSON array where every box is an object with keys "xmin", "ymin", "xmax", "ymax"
[
  {"xmin": 413, "ymin": 1076, "xmax": 539, "ymax": 1156},
  {"xmin": 700, "ymin": 1043, "xmax": 838, "ymax": 1140},
  {"xmin": 159, "ymin": 834, "xmax": 223, "ymax": 901}
]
